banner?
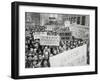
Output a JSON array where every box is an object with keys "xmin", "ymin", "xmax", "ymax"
[
  {"xmin": 40, "ymin": 35, "xmax": 60, "ymax": 46},
  {"xmin": 50, "ymin": 44, "xmax": 87, "ymax": 67},
  {"xmin": 70, "ymin": 26, "xmax": 89, "ymax": 39},
  {"xmin": 33, "ymin": 32, "xmax": 47, "ymax": 39}
]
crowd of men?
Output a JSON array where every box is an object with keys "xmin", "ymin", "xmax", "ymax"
[{"xmin": 25, "ymin": 26, "xmax": 89, "ymax": 68}]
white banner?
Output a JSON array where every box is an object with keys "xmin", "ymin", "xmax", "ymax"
[
  {"xmin": 40, "ymin": 35, "xmax": 60, "ymax": 46},
  {"xmin": 70, "ymin": 26, "xmax": 89, "ymax": 39},
  {"xmin": 33, "ymin": 32, "xmax": 47, "ymax": 39},
  {"xmin": 50, "ymin": 44, "xmax": 87, "ymax": 67}
]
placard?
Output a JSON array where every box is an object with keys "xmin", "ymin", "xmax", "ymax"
[
  {"xmin": 34, "ymin": 32, "xmax": 47, "ymax": 39},
  {"xmin": 40, "ymin": 35, "xmax": 60, "ymax": 46}
]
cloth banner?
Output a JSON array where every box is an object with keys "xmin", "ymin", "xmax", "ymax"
[{"xmin": 50, "ymin": 44, "xmax": 87, "ymax": 67}]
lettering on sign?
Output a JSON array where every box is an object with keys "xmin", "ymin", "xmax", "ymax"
[
  {"xmin": 33, "ymin": 32, "xmax": 47, "ymax": 39},
  {"xmin": 40, "ymin": 35, "xmax": 60, "ymax": 46}
]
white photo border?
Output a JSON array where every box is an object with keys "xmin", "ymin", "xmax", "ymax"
[{"xmin": 19, "ymin": 5, "xmax": 96, "ymax": 76}]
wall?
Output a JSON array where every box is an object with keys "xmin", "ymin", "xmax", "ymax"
[{"xmin": 0, "ymin": 0, "xmax": 99, "ymax": 81}]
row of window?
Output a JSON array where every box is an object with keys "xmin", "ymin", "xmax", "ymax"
[{"xmin": 65, "ymin": 16, "xmax": 87, "ymax": 25}]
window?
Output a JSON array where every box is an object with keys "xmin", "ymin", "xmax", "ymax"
[
  {"xmin": 81, "ymin": 16, "xmax": 86, "ymax": 25},
  {"xmin": 77, "ymin": 17, "xmax": 80, "ymax": 24}
]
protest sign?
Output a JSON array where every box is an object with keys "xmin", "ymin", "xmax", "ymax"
[
  {"xmin": 40, "ymin": 35, "xmax": 60, "ymax": 46},
  {"xmin": 33, "ymin": 32, "xmax": 47, "ymax": 39}
]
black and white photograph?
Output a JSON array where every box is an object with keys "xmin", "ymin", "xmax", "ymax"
[
  {"xmin": 25, "ymin": 12, "xmax": 90, "ymax": 68},
  {"xmin": 11, "ymin": 1, "xmax": 97, "ymax": 79}
]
